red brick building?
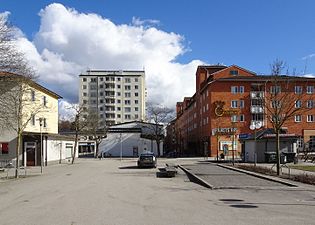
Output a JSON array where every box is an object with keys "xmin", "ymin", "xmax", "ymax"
[{"xmin": 173, "ymin": 65, "xmax": 315, "ymax": 158}]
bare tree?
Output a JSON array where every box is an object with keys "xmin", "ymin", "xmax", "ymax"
[
  {"xmin": 0, "ymin": 15, "xmax": 35, "ymax": 77},
  {"xmin": 146, "ymin": 102, "xmax": 175, "ymax": 156},
  {"xmin": 262, "ymin": 59, "xmax": 311, "ymax": 175},
  {"xmin": 68, "ymin": 104, "xmax": 89, "ymax": 164},
  {"xmin": 84, "ymin": 109, "xmax": 107, "ymax": 157},
  {"xmin": 0, "ymin": 15, "xmax": 38, "ymax": 178}
]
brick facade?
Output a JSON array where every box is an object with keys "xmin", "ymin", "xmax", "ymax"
[{"xmin": 172, "ymin": 65, "xmax": 315, "ymax": 157}]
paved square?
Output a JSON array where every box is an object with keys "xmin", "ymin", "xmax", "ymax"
[{"xmin": 0, "ymin": 158, "xmax": 315, "ymax": 225}]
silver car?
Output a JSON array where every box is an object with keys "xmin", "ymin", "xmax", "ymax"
[{"xmin": 137, "ymin": 152, "xmax": 157, "ymax": 168}]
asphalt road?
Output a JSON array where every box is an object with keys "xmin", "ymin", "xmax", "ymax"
[{"xmin": 1, "ymin": 158, "xmax": 315, "ymax": 225}]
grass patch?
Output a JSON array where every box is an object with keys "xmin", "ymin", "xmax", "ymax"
[
  {"xmin": 290, "ymin": 165, "xmax": 315, "ymax": 172},
  {"xmin": 235, "ymin": 164, "xmax": 315, "ymax": 186}
]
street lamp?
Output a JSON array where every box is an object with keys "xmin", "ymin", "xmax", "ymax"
[
  {"xmin": 250, "ymin": 121, "xmax": 262, "ymax": 166},
  {"xmin": 38, "ymin": 117, "xmax": 44, "ymax": 174}
]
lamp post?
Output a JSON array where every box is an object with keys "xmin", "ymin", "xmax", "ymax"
[
  {"xmin": 38, "ymin": 117, "xmax": 44, "ymax": 174},
  {"xmin": 120, "ymin": 133, "xmax": 123, "ymax": 161},
  {"xmin": 250, "ymin": 121, "xmax": 262, "ymax": 166}
]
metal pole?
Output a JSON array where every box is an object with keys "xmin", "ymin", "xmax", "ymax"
[
  {"xmin": 40, "ymin": 120, "xmax": 43, "ymax": 174},
  {"xmin": 254, "ymin": 128, "xmax": 257, "ymax": 167},
  {"xmin": 120, "ymin": 133, "xmax": 122, "ymax": 161}
]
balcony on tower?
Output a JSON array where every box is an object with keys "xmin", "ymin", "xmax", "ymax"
[{"xmin": 250, "ymin": 91, "xmax": 264, "ymax": 99}]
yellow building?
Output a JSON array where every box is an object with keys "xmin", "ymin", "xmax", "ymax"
[{"xmin": 0, "ymin": 72, "xmax": 76, "ymax": 168}]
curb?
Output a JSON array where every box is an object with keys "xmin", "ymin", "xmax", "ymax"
[
  {"xmin": 178, "ymin": 165, "xmax": 214, "ymax": 189},
  {"xmin": 217, "ymin": 164, "xmax": 298, "ymax": 187}
]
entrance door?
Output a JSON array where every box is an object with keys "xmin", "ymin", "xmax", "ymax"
[{"xmin": 25, "ymin": 142, "xmax": 36, "ymax": 166}]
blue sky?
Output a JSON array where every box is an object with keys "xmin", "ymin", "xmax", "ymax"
[
  {"xmin": 2, "ymin": 0, "xmax": 315, "ymax": 74},
  {"xmin": 1, "ymin": 0, "xmax": 315, "ymax": 108}
]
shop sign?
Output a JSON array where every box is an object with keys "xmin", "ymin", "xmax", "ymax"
[
  {"xmin": 212, "ymin": 127, "xmax": 237, "ymax": 136},
  {"xmin": 214, "ymin": 101, "xmax": 238, "ymax": 117}
]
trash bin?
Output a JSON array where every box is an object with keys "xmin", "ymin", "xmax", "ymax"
[
  {"xmin": 282, "ymin": 152, "xmax": 296, "ymax": 163},
  {"xmin": 265, "ymin": 152, "xmax": 276, "ymax": 163}
]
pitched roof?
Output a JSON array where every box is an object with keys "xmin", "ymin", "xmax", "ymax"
[{"xmin": 0, "ymin": 71, "xmax": 62, "ymax": 99}]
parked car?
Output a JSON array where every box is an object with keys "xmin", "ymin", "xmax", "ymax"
[{"xmin": 137, "ymin": 151, "xmax": 157, "ymax": 168}]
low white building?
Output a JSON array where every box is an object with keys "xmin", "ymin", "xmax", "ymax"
[{"xmin": 98, "ymin": 121, "xmax": 164, "ymax": 157}]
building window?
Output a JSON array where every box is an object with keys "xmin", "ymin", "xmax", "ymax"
[
  {"xmin": 83, "ymin": 85, "xmax": 87, "ymax": 89},
  {"xmin": 135, "ymin": 107, "xmax": 138, "ymax": 111},
  {"xmin": 125, "ymin": 100, "xmax": 131, "ymax": 105},
  {"xmin": 231, "ymin": 115, "xmax": 237, "ymax": 122},
  {"xmin": 117, "ymin": 107, "xmax": 121, "ymax": 111},
  {"xmin": 117, "ymin": 85, "xmax": 121, "ymax": 89},
  {"xmin": 90, "ymin": 92, "xmax": 97, "ymax": 97},
  {"xmin": 117, "ymin": 77, "xmax": 121, "ymax": 81},
  {"xmin": 83, "ymin": 92, "xmax": 87, "ymax": 97},
  {"xmin": 307, "ymin": 86, "xmax": 314, "ymax": 94},
  {"xmin": 135, "ymin": 100, "xmax": 139, "ymax": 104},
  {"xmin": 135, "ymin": 114, "xmax": 139, "ymax": 119},
  {"xmin": 125, "ymin": 107, "xmax": 131, "ymax": 112},
  {"xmin": 272, "ymin": 100, "xmax": 281, "ymax": 108},
  {"xmin": 307, "ymin": 115, "xmax": 314, "ymax": 122},
  {"xmin": 135, "ymin": 92, "xmax": 139, "ymax": 97},
  {"xmin": 295, "ymin": 115, "xmax": 302, "ymax": 122},
  {"xmin": 125, "ymin": 85, "xmax": 131, "ymax": 90},
  {"xmin": 0, "ymin": 143, "xmax": 9, "ymax": 154},
  {"xmin": 310, "ymin": 136, "xmax": 315, "ymax": 149},
  {"xmin": 83, "ymin": 100, "xmax": 87, "ymax": 104},
  {"xmin": 125, "ymin": 92, "xmax": 131, "ymax": 98},
  {"xmin": 31, "ymin": 90, "xmax": 35, "ymax": 101},
  {"xmin": 125, "ymin": 115, "xmax": 131, "ymax": 119},
  {"xmin": 295, "ymin": 86, "xmax": 303, "ymax": 94},
  {"xmin": 125, "ymin": 78, "xmax": 131, "ymax": 83},
  {"xmin": 90, "ymin": 84, "xmax": 97, "ymax": 90},
  {"xmin": 231, "ymin": 86, "xmax": 238, "ymax": 94},
  {"xmin": 117, "ymin": 114, "xmax": 121, "ymax": 118},
  {"xmin": 135, "ymin": 85, "xmax": 138, "ymax": 89},
  {"xmin": 239, "ymin": 86, "xmax": 244, "ymax": 93},
  {"xmin": 99, "ymin": 84, "xmax": 103, "ymax": 89},
  {"xmin": 100, "ymin": 77, "xmax": 103, "ymax": 81},
  {"xmin": 206, "ymin": 103, "xmax": 209, "ymax": 111},
  {"xmin": 307, "ymin": 100, "xmax": 314, "ymax": 108},
  {"xmin": 43, "ymin": 118, "xmax": 47, "ymax": 128},
  {"xmin": 295, "ymin": 100, "xmax": 302, "ymax": 108},
  {"xmin": 100, "ymin": 107, "xmax": 103, "ymax": 111},
  {"xmin": 230, "ymin": 70, "xmax": 239, "ymax": 75},
  {"xmin": 231, "ymin": 100, "xmax": 238, "ymax": 108},
  {"xmin": 100, "ymin": 99, "xmax": 104, "ymax": 104},
  {"xmin": 43, "ymin": 96, "xmax": 47, "ymax": 106},
  {"xmin": 83, "ymin": 78, "xmax": 87, "ymax": 82},
  {"xmin": 239, "ymin": 114, "xmax": 245, "ymax": 122},
  {"xmin": 91, "ymin": 78, "xmax": 97, "ymax": 82},
  {"xmin": 135, "ymin": 78, "xmax": 138, "ymax": 82},
  {"xmin": 239, "ymin": 100, "xmax": 244, "ymax": 108},
  {"xmin": 100, "ymin": 92, "xmax": 103, "ymax": 96},
  {"xmin": 270, "ymin": 86, "xmax": 281, "ymax": 94},
  {"xmin": 117, "ymin": 92, "xmax": 121, "ymax": 96}
]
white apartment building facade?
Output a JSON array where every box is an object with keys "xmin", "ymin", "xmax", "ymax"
[{"xmin": 79, "ymin": 70, "xmax": 146, "ymax": 126}]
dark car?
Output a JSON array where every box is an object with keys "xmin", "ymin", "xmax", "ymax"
[{"xmin": 137, "ymin": 151, "xmax": 157, "ymax": 168}]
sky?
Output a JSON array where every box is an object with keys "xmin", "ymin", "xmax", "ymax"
[{"xmin": 1, "ymin": 0, "xmax": 315, "ymax": 115}]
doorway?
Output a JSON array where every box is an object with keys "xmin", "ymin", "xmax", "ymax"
[{"xmin": 25, "ymin": 142, "xmax": 36, "ymax": 166}]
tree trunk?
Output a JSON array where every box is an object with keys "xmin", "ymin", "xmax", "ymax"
[
  {"xmin": 15, "ymin": 132, "xmax": 21, "ymax": 178},
  {"xmin": 72, "ymin": 133, "xmax": 78, "ymax": 164},
  {"xmin": 156, "ymin": 140, "xmax": 161, "ymax": 157},
  {"xmin": 276, "ymin": 130, "xmax": 281, "ymax": 176}
]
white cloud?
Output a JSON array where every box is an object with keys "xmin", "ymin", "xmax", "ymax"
[
  {"xmin": 12, "ymin": 3, "xmax": 204, "ymax": 115},
  {"xmin": 302, "ymin": 54, "xmax": 315, "ymax": 60},
  {"xmin": 131, "ymin": 17, "xmax": 160, "ymax": 27}
]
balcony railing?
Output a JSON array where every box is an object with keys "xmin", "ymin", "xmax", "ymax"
[
  {"xmin": 250, "ymin": 106, "xmax": 264, "ymax": 114},
  {"xmin": 250, "ymin": 91, "xmax": 264, "ymax": 99}
]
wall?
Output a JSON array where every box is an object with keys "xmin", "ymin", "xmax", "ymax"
[{"xmin": 99, "ymin": 133, "xmax": 163, "ymax": 157}]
